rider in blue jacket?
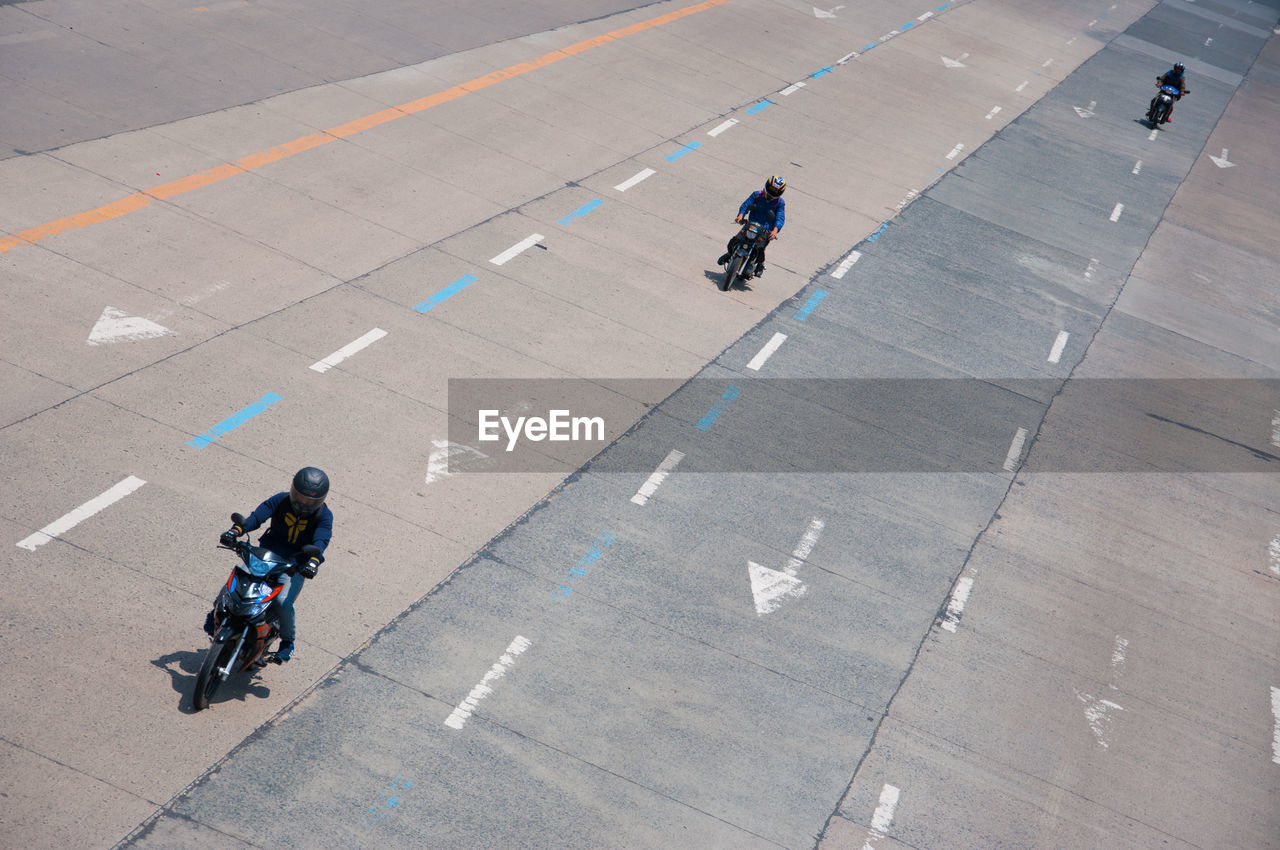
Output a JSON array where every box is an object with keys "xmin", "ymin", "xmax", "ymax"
[
  {"xmin": 718, "ymin": 175, "xmax": 786, "ymax": 279},
  {"xmin": 1154, "ymin": 62, "xmax": 1188, "ymax": 123},
  {"xmin": 206, "ymin": 467, "xmax": 333, "ymax": 662}
]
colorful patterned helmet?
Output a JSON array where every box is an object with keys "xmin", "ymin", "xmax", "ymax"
[{"xmin": 764, "ymin": 175, "xmax": 786, "ymax": 198}]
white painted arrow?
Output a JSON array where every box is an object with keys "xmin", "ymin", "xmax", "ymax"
[
  {"xmin": 748, "ymin": 562, "xmax": 806, "ymax": 615},
  {"xmin": 748, "ymin": 517, "xmax": 823, "ymax": 615},
  {"xmin": 1073, "ymin": 100, "xmax": 1097, "ymax": 118},
  {"xmin": 941, "ymin": 52, "xmax": 969, "ymax": 68},
  {"xmin": 87, "ymin": 306, "xmax": 172, "ymax": 345},
  {"xmin": 1209, "ymin": 148, "xmax": 1235, "ymax": 168},
  {"xmin": 425, "ymin": 439, "xmax": 489, "ymax": 484},
  {"xmin": 813, "ymin": 4, "xmax": 843, "ymax": 17}
]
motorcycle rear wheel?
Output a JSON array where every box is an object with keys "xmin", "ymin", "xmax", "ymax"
[{"xmin": 193, "ymin": 638, "xmax": 231, "ymax": 711}]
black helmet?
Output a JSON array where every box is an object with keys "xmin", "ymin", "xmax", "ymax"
[
  {"xmin": 764, "ymin": 174, "xmax": 786, "ymax": 198},
  {"xmin": 1173, "ymin": 62, "xmax": 1185, "ymax": 72},
  {"xmin": 289, "ymin": 467, "xmax": 329, "ymax": 516}
]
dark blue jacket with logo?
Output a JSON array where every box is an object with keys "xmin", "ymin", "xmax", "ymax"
[{"xmin": 242, "ymin": 492, "xmax": 333, "ymax": 563}]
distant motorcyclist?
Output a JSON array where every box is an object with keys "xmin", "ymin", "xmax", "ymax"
[
  {"xmin": 718, "ymin": 175, "xmax": 786, "ymax": 279},
  {"xmin": 1152, "ymin": 62, "xmax": 1188, "ymax": 124},
  {"xmin": 205, "ymin": 467, "xmax": 333, "ymax": 663}
]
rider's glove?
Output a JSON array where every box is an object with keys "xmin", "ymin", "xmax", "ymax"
[
  {"xmin": 298, "ymin": 557, "xmax": 320, "ymax": 580},
  {"xmin": 219, "ymin": 527, "xmax": 241, "ymax": 547}
]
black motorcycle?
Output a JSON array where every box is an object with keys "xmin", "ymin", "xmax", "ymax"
[
  {"xmin": 1147, "ymin": 80, "xmax": 1186, "ymax": 128},
  {"xmin": 192, "ymin": 512, "xmax": 319, "ymax": 711},
  {"xmin": 719, "ymin": 220, "xmax": 769, "ymax": 291}
]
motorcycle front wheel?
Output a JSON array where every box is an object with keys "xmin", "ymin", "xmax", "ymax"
[
  {"xmin": 1150, "ymin": 101, "xmax": 1167, "ymax": 128},
  {"xmin": 192, "ymin": 637, "xmax": 233, "ymax": 711},
  {"xmin": 722, "ymin": 253, "xmax": 745, "ymax": 291}
]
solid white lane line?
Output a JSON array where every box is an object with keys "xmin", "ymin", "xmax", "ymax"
[
  {"xmin": 832, "ymin": 249, "xmax": 862, "ymax": 279},
  {"xmin": 1048, "ymin": 330, "xmax": 1070, "ymax": 363},
  {"xmin": 946, "ymin": 143, "xmax": 964, "ymax": 160},
  {"xmin": 707, "ymin": 119, "xmax": 738, "ymax": 137},
  {"xmin": 860, "ymin": 783, "xmax": 901, "ymax": 850},
  {"xmin": 310, "ymin": 328, "xmax": 387, "ymax": 373},
  {"xmin": 985, "ymin": 105, "xmax": 1002, "ymax": 120},
  {"xmin": 1132, "ymin": 159, "xmax": 1143, "ymax": 175},
  {"xmin": 941, "ymin": 577, "xmax": 973, "ymax": 632},
  {"xmin": 631, "ymin": 449, "xmax": 685, "ymax": 506},
  {"xmin": 444, "ymin": 635, "xmax": 532, "ymax": 730},
  {"xmin": 614, "ymin": 168, "xmax": 656, "ymax": 191},
  {"xmin": 490, "ymin": 233, "xmax": 544, "ymax": 265},
  {"xmin": 746, "ymin": 332, "xmax": 788, "ymax": 371},
  {"xmin": 17, "ymin": 476, "xmax": 146, "ymax": 550},
  {"xmin": 1003, "ymin": 426, "xmax": 1029, "ymax": 472},
  {"xmin": 1109, "ymin": 203, "xmax": 1124, "ymax": 222},
  {"xmin": 1270, "ymin": 686, "xmax": 1280, "ymax": 763},
  {"xmin": 779, "ymin": 82, "xmax": 805, "ymax": 96}
]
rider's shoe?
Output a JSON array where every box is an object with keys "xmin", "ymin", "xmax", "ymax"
[
  {"xmin": 203, "ymin": 610, "xmax": 215, "ymax": 638},
  {"xmin": 717, "ymin": 253, "xmax": 730, "ymax": 266},
  {"xmin": 754, "ymin": 263, "xmax": 765, "ymax": 277},
  {"xmin": 272, "ymin": 641, "xmax": 295, "ymax": 663}
]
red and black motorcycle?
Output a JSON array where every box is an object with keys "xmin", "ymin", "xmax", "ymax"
[{"xmin": 192, "ymin": 513, "xmax": 319, "ymax": 711}]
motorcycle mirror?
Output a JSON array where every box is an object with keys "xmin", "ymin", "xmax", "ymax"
[{"xmin": 231, "ymin": 512, "xmax": 246, "ymax": 526}]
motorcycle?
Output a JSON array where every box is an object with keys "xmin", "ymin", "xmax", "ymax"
[
  {"xmin": 1147, "ymin": 80, "xmax": 1185, "ymax": 128},
  {"xmin": 719, "ymin": 220, "xmax": 769, "ymax": 292},
  {"xmin": 192, "ymin": 512, "xmax": 320, "ymax": 711}
]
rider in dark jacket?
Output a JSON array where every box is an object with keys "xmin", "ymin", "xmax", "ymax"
[
  {"xmin": 206, "ymin": 467, "xmax": 333, "ymax": 662},
  {"xmin": 718, "ymin": 175, "xmax": 786, "ymax": 279},
  {"xmin": 1154, "ymin": 62, "xmax": 1188, "ymax": 123}
]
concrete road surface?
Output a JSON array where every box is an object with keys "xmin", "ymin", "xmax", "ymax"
[{"xmin": 1, "ymin": 0, "xmax": 1278, "ymax": 847}]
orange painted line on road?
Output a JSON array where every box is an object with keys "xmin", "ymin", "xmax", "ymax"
[{"xmin": 0, "ymin": 0, "xmax": 731, "ymax": 254}]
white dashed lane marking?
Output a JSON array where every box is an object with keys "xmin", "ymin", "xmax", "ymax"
[
  {"xmin": 614, "ymin": 168, "xmax": 656, "ymax": 191},
  {"xmin": 17, "ymin": 476, "xmax": 147, "ymax": 550}
]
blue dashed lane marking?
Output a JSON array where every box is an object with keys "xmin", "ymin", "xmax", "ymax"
[
  {"xmin": 415, "ymin": 274, "xmax": 476, "ymax": 313},
  {"xmin": 557, "ymin": 198, "xmax": 603, "ymax": 225},
  {"xmin": 794, "ymin": 290, "xmax": 827, "ymax": 322},
  {"xmin": 187, "ymin": 393, "xmax": 282, "ymax": 449},
  {"xmin": 811, "ymin": 66, "xmax": 834, "ymax": 78},
  {"xmin": 552, "ymin": 531, "xmax": 616, "ymax": 598},
  {"xmin": 901, "ymin": 21, "xmax": 915, "ymax": 29},
  {"xmin": 863, "ymin": 42, "xmax": 878, "ymax": 51},
  {"xmin": 745, "ymin": 99, "xmax": 773, "ymax": 114},
  {"xmin": 696, "ymin": 384, "xmax": 741, "ymax": 431},
  {"xmin": 665, "ymin": 141, "xmax": 702, "ymax": 161}
]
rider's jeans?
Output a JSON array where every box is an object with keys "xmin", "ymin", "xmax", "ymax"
[{"xmin": 271, "ymin": 573, "xmax": 305, "ymax": 644}]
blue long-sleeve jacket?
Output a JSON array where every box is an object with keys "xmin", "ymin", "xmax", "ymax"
[
  {"xmin": 241, "ymin": 492, "xmax": 333, "ymax": 563},
  {"xmin": 739, "ymin": 190, "xmax": 785, "ymax": 231}
]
